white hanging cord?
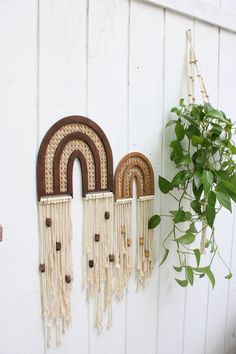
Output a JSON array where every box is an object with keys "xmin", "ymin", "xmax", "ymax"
[{"xmin": 186, "ymin": 29, "xmax": 210, "ymax": 104}]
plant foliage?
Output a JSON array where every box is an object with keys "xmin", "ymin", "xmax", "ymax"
[{"xmin": 149, "ymin": 99, "xmax": 236, "ymax": 287}]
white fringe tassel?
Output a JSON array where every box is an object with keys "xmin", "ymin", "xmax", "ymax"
[
  {"xmin": 83, "ymin": 192, "xmax": 114, "ymax": 333},
  {"xmin": 136, "ymin": 196, "xmax": 154, "ymax": 288},
  {"xmin": 114, "ymin": 199, "xmax": 132, "ymax": 299},
  {"xmin": 38, "ymin": 196, "xmax": 73, "ymax": 347}
]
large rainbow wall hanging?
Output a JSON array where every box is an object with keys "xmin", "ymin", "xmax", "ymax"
[{"xmin": 37, "ymin": 116, "xmax": 155, "ymax": 346}]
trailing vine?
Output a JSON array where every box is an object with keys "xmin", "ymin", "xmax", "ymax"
[{"xmin": 149, "ymin": 99, "xmax": 236, "ymax": 287}]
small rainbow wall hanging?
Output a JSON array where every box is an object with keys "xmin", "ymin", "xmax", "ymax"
[{"xmin": 114, "ymin": 152, "xmax": 155, "ymax": 298}]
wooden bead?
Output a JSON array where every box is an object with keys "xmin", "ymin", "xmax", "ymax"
[
  {"xmin": 144, "ymin": 250, "xmax": 150, "ymax": 257},
  {"xmin": 139, "ymin": 236, "xmax": 144, "ymax": 245},
  {"xmin": 121, "ymin": 226, "xmax": 126, "ymax": 235},
  {"xmin": 39, "ymin": 264, "xmax": 45, "ymax": 273},
  {"xmin": 127, "ymin": 238, "xmax": 131, "ymax": 247},
  {"xmin": 104, "ymin": 211, "xmax": 110, "ymax": 220},
  {"xmin": 46, "ymin": 218, "xmax": 52, "ymax": 227},
  {"xmin": 109, "ymin": 254, "xmax": 115, "ymax": 262},
  {"xmin": 89, "ymin": 260, "xmax": 94, "ymax": 268},
  {"xmin": 94, "ymin": 234, "xmax": 100, "ymax": 242},
  {"xmin": 65, "ymin": 275, "xmax": 71, "ymax": 284},
  {"xmin": 56, "ymin": 242, "xmax": 61, "ymax": 251}
]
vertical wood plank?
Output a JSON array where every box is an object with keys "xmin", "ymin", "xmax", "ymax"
[
  {"xmin": 219, "ymin": 29, "xmax": 236, "ymax": 354},
  {"xmin": 87, "ymin": 1, "xmax": 129, "ymax": 353},
  {"xmin": 126, "ymin": 2, "xmax": 164, "ymax": 354},
  {"xmin": 183, "ymin": 21, "xmax": 220, "ymax": 354},
  {"xmin": 0, "ymin": 1, "xmax": 44, "ymax": 353},
  {"xmin": 39, "ymin": 1, "xmax": 89, "ymax": 353},
  {"xmin": 156, "ymin": 11, "xmax": 193, "ymax": 354}
]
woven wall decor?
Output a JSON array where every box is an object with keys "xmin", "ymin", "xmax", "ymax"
[
  {"xmin": 37, "ymin": 116, "xmax": 114, "ymax": 345},
  {"xmin": 114, "ymin": 152, "xmax": 154, "ymax": 297}
]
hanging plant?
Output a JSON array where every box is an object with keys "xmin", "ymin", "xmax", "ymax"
[{"xmin": 149, "ymin": 30, "xmax": 236, "ymax": 287}]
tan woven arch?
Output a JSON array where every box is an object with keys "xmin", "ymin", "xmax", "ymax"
[
  {"xmin": 114, "ymin": 152, "xmax": 154, "ymax": 200},
  {"xmin": 37, "ymin": 116, "xmax": 113, "ymax": 199}
]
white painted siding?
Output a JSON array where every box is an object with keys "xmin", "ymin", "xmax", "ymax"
[{"xmin": 0, "ymin": 1, "xmax": 236, "ymax": 354}]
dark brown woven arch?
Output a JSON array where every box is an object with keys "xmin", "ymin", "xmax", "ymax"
[
  {"xmin": 53, "ymin": 132, "xmax": 101, "ymax": 196},
  {"xmin": 114, "ymin": 152, "xmax": 154, "ymax": 200},
  {"xmin": 37, "ymin": 116, "xmax": 113, "ymax": 200}
]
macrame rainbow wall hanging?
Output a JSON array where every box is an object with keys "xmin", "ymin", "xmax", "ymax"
[
  {"xmin": 37, "ymin": 116, "xmax": 155, "ymax": 346},
  {"xmin": 114, "ymin": 153, "xmax": 155, "ymax": 298},
  {"xmin": 37, "ymin": 116, "xmax": 114, "ymax": 345}
]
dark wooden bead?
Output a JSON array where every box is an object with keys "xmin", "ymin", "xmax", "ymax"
[
  {"xmin": 89, "ymin": 260, "xmax": 94, "ymax": 268},
  {"xmin": 56, "ymin": 242, "xmax": 61, "ymax": 251},
  {"xmin": 139, "ymin": 236, "xmax": 144, "ymax": 245},
  {"xmin": 65, "ymin": 275, "xmax": 71, "ymax": 284},
  {"xmin": 39, "ymin": 264, "xmax": 45, "ymax": 273},
  {"xmin": 104, "ymin": 211, "xmax": 110, "ymax": 220},
  {"xmin": 94, "ymin": 234, "xmax": 100, "ymax": 242},
  {"xmin": 109, "ymin": 254, "xmax": 115, "ymax": 262},
  {"xmin": 127, "ymin": 238, "xmax": 131, "ymax": 247},
  {"xmin": 46, "ymin": 218, "xmax": 52, "ymax": 227},
  {"xmin": 144, "ymin": 250, "xmax": 150, "ymax": 258}
]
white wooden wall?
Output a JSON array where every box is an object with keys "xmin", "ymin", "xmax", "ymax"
[{"xmin": 0, "ymin": 1, "xmax": 236, "ymax": 354}]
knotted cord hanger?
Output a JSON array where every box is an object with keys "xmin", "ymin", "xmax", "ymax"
[{"xmin": 186, "ymin": 28, "xmax": 210, "ymax": 104}]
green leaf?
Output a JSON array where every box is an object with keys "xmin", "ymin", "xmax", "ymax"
[
  {"xmin": 186, "ymin": 267, "xmax": 194, "ymax": 286},
  {"xmin": 192, "ymin": 135, "xmax": 204, "ymax": 146},
  {"xmin": 225, "ymin": 272, "xmax": 233, "ymax": 279},
  {"xmin": 193, "ymin": 183, "xmax": 203, "ymax": 200},
  {"xmin": 148, "ymin": 215, "xmax": 161, "ymax": 229},
  {"xmin": 175, "ymin": 232, "xmax": 195, "ymax": 245},
  {"xmin": 173, "ymin": 266, "xmax": 182, "ymax": 272},
  {"xmin": 191, "ymin": 200, "xmax": 201, "ymax": 213},
  {"xmin": 158, "ymin": 176, "xmax": 173, "ymax": 194},
  {"xmin": 205, "ymin": 268, "xmax": 216, "ymax": 288},
  {"xmin": 175, "ymin": 278, "xmax": 188, "ymax": 287},
  {"xmin": 178, "ymin": 155, "xmax": 192, "ymax": 166},
  {"xmin": 173, "ymin": 210, "xmax": 185, "ymax": 223},
  {"xmin": 193, "ymin": 249, "xmax": 201, "ymax": 268},
  {"xmin": 185, "ymin": 211, "xmax": 193, "ymax": 220},
  {"xmin": 173, "ymin": 210, "xmax": 192, "ymax": 223},
  {"xmin": 189, "ymin": 222, "xmax": 197, "ymax": 233},
  {"xmin": 170, "ymin": 107, "xmax": 179, "ymax": 114},
  {"xmin": 179, "ymin": 98, "xmax": 185, "ymax": 106},
  {"xmin": 205, "ymin": 204, "xmax": 216, "ymax": 228},
  {"xmin": 227, "ymin": 142, "xmax": 236, "ymax": 154},
  {"xmin": 206, "ymin": 109, "xmax": 230, "ymax": 124},
  {"xmin": 199, "ymin": 273, "xmax": 205, "ymax": 278},
  {"xmin": 194, "ymin": 171, "xmax": 202, "ymax": 189},
  {"xmin": 175, "ymin": 122, "xmax": 185, "ymax": 141},
  {"xmin": 172, "ymin": 170, "xmax": 192, "ymax": 187},
  {"xmin": 159, "ymin": 248, "xmax": 169, "ymax": 266},
  {"xmin": 221, "ymin": 179, "xmax": 236, "ymax": 195},
  {"xmin": 202, "ymin": 170, "xmax": 214, "ymax": 194},
  {"xmin": 166, "ymin": 119, "xmax": 177, "ymax": 127},
  {"xmin": 214, "ymin": 190, "xmax": 232, "ymax": 212},
  {"xmin": 208, "ymin": 191, "xmax": 216, "ymax": 207}
]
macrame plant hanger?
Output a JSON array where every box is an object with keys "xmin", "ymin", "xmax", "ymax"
[
  {"xmin": 114, "ymin": 152, "xmax": 155, "ymax": 297},
  {"xmin": 37, "ymin": 116, "xmax": 114, "ymax": 346},
  {"xmin": 187, "ymin": 28, "xmax": 210, "ymax": 254}
]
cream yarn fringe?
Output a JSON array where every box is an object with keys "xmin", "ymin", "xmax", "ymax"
[
  {"xmin": 39, "ymin": 193, "xmax": 154, "ymax": 346},
  {"xmin": 83, "ymin": 192, "xmax": 113, "ymax": 333},
  {"xmin": 38, "ymin": 196, "xmax": 73, "ymax": 347},
  {"xmin": 114, "ymin": 198, "xmax": 132, "ymax": 299},
  {"xmin": 136, "ymin": 196, "xmax": 154, "ymax": 288},
  {"xmin": 114, "ymin": 195, "xmax": 154, "ymax": 295}
]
